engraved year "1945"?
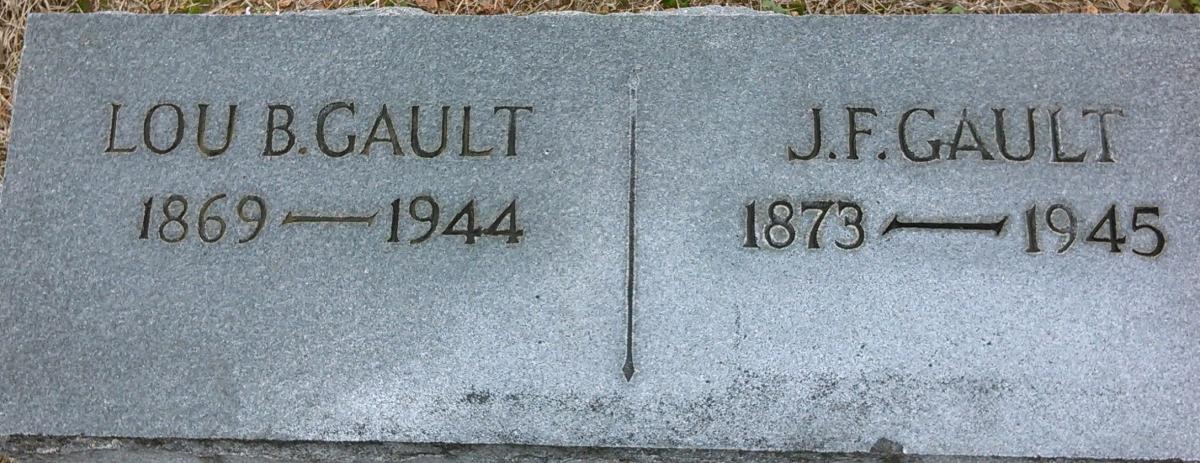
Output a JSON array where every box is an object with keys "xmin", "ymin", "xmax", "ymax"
[{"xmin": 1023, "ymin": 204, "xmax": 1164, "ymax": 257}]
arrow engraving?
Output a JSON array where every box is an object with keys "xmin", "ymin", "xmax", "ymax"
[{"xmin": 882, "ymin": 215, "xmax": 1008, "ymax": 236}]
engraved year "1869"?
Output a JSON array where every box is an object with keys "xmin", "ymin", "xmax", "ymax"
[{"xmin": 139, "ymin": 194, "xmax": 267, "ymax": 243}]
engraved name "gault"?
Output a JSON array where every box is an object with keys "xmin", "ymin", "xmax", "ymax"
[{"xmin": 787, "ymin": 106, "xmax": 1124, "ymax": 163}]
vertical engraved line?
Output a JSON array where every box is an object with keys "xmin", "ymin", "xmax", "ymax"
[{"xmin": 623, "ymin": 69, "xmax": 640, "ymax": 382}]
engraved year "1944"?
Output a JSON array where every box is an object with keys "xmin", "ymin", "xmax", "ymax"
[{"xmin": 386, "ymin": 197, "xmax": 523, "ymax": 244}]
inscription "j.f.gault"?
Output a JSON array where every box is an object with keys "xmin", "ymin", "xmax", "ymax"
[{"xmin": 787, "ymin": 105, "xmax": 1124, "ymax": 163}]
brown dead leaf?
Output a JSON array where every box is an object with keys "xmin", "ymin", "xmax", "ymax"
[
  {"xmin": 414, "ymin": 0, "xmax": 438, "ymax": 9},
  {"xmin": 1114, "ymin": 0, "xmax": 1131, "ymax": 10},
  {"xmin": 278, "ymin": 0, "xmax": 293, "ymax": 7},
  {"xmin": 1085, "ymin": 3, "xmax": 1099, "ymax": 12}
]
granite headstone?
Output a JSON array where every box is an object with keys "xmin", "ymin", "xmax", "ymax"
[{"xmin": 1, "ymin": 12, "xmax": 1198, "ymax": 460}]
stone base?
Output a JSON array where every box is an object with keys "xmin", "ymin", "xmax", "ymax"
[{"xmin": 0, "ymin": 435, "xmax": 1176, "ymax": 463}]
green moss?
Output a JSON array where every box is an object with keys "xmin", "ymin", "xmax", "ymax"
[{"xmin": 762, "ymin": 0, "xmax": 804, "ymax": 14}]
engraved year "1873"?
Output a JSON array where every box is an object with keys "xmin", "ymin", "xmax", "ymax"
[{"xmin": 742, "ymin": 200, "xmax": 864, "ymax": 250}]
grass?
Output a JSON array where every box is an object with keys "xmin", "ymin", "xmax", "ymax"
[{"xmin": 0, "ymin": 0, "xmax": 1193, "ymax": 181}]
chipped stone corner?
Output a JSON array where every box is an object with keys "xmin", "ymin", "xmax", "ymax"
[{"xmin": 870, "ymin": 438, "xmax": 905, "ymax": 463}]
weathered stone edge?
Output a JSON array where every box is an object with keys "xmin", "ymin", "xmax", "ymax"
[
  {"xmin": 31, "ymin": 5, "xmax": 770, "ymax": 15},
  {"xmin": 0, "ymin": 435, "xmax": 1194, "ymax": 463}
]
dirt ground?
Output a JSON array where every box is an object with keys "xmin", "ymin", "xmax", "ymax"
[{"xmin": 0, "ymin": 0, "xmax": 1194, "ymax": 181}]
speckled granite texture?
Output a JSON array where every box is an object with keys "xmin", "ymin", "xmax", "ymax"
[{"xmin": 2, "ymin": 13, "xmax": 1198, "ymax": 460}]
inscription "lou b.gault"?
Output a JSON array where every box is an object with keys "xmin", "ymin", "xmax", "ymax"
[{"xmin": 103, "ymin": 102, "xmax": 535, "ymax": 158}]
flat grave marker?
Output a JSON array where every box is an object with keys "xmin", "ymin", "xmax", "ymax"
[{"xmin": 1, "ymin": 13, "xmax": 1198, "ymax": 460}]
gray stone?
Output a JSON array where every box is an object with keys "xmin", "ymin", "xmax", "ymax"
[
  {"xmin": 2, "ymin": 12, "xmax": 1199, "ymax": 461},
  {"xmin": 0, "ymin": 435, "xmax": 1175, "ymax": 463}
]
